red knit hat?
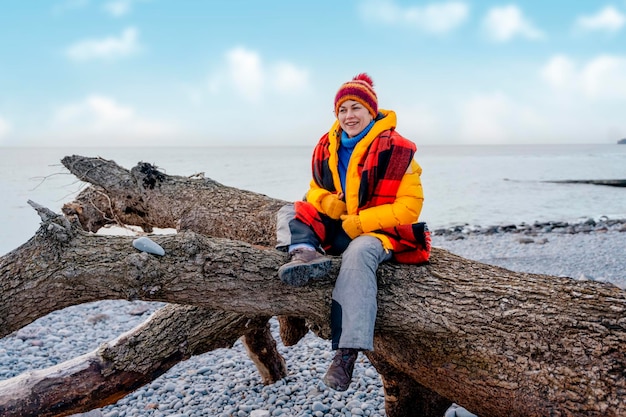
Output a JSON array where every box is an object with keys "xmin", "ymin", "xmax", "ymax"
[{"xmin": 334, "ymin": 73, "xmax": 378, "ymax": 118}]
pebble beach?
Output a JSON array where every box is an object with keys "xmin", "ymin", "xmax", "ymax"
[{"xmin": 1, "ymin": 218, "xmax": 625, "ymax": 417}]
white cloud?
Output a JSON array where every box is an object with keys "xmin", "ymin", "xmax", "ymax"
[
  {"xmin": 541, "ymin": 55, "xmax": 577, "ymax": 88},
  {"xmin": 52, "ymin": 95, "xmax": 176, "ymax": 141},
  {"xmin": 271, "ymin": 62, "xmax": 309, "ymax": 94},
  {"xmin": 54, "ymin": 0, "xmax": 147, "ymax": 17},
  {"xmin": 575, "ymin": 6, "xmax": 626, "ymax": 33},
  {"xmin": 541, "ymin": 54, "xmax": 626, "ymax": 99},
  {"xmin": 581, "ymin": 55, "xmax": 626, "ymax": 98},
  {"xmin": 0, "ymin": 116, "xmax": 11, "ymax": 140},
  {"xmin": 359, "ymin": 0, "xmax": 469, "ymax": 34},
  {"xmin": 483, "ymin": 5, "xmax": 544, "ymax": 42},
  {"xmin": 209, "ymin": 47, "xmax": 311, "ymax": 102},
  {"xmin": 66, "ymin": 27, "xmax": 140, "ymax": 61},
  {"xmin": 226, "ymin": 47, "xmax": 265, "ymax": 102},
  {"xmin": 394, "ymin": 104, "xmax": 441, "ymax": 140},
  {"xmin": 458, "ymin": 92, "xmax": 543, "ymax": 143},
  {"xmin": 103, "ymin": 0, "xmax": 133, "ymax": 17},
  {"xmin": 52, "ymin": 0, "xmax": 89, "ymax": 15}
]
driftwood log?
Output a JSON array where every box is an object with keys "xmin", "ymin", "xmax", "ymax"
[{"xmin": 0, "ymin": 155, "xmax": 624, "ymax": 417}]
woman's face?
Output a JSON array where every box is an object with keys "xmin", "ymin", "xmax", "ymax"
[{"xmin": 337, "ymin": 100, "xmax": 373, "ymax": 138}]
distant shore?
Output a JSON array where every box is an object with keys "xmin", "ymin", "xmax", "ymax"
[{"xmin": 432, "ymin": 216, "xmax": 626, "ymax": 239}]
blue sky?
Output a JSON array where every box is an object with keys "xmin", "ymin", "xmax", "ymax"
[{"xmin": 1, "ymin": 0, "xmax": 625, "ymax": 147}]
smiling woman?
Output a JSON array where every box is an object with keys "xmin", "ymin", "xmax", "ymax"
[{"xmin": 275, "ymin": 72, "xmax": 427, "ymax": 392}]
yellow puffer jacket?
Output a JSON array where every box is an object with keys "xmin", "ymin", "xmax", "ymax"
[{"xmin": 305, "ymin": 109, "xmax": 424, "ymax": 251}]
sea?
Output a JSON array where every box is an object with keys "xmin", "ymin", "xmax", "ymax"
[{"xmin": 1, "ymin": 144, "xmax": 625, "ymax": 256}]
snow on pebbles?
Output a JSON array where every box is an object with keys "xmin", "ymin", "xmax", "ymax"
[{"xmin": 2, "ymin": 219, "xmax": 624, "ymax": 417}]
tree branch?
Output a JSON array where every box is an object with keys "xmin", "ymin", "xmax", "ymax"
[{"xmin": 0, "ymin": 304, "xmax": 254, "ymax": 417}]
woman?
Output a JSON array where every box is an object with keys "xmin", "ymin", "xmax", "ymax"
[{"xmin": 276, "ymin": 73, "xmax": 428, "ymax": 391}]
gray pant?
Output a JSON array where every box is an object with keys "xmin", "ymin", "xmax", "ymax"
[
  {"xmin": 331, "ymin": 235, "xmax": 391, "ymax": 351},
  {"xmin": 276, "ymin": 204, "xmax": 391, "ymax": 351}
]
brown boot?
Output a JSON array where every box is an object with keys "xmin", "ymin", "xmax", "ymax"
[
  {"xmin": 278, "ymin": 248, "xmax": 331, "ymax": 287},
  {"xmin": 323, "ymin": 348, "xmax": 358, "ymax": 391}
]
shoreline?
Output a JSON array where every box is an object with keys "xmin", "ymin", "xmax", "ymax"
[
  {"xmin": 432, "ymin": 224, "xmax": 626, "ymax": 290},
  {"xmin": 432, "ymin": 216, "xmax": 626, "ymax": 238}
]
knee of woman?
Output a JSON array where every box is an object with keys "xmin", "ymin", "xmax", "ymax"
[
  {"xmin": 277, "ymin": 204, "xmax": 295, "ymax": 220},
  {"xmin": 342, "ymin": 236, "xmax": 385, "ymax": 263},
  {"xmin": 276, "ymin": 204, "xmax": 296, "ymax": 249}
]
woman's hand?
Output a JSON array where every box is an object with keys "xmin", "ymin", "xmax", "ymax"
[
  {"xmin": 341, "ymin": 214, "xmax": 363, "ymax": 239},
  {"xmin": 321, "ymin": 194, "xmax": 347, "ymax": 219}
]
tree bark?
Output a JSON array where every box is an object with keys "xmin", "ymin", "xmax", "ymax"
[
  {"xmin": 367, "ymin": 351, "xmax": 452, "ymax": 417},
  {"xmin": 60, "ymin": 155, "xmax": 284, "ymax": 246},
  {"xmin": 1, "ymin": 155, "xmax": 624, "ymax": 417},
  {"xmin": 241, "ymin": 316, "xmax": 288, "ymax": 385}
]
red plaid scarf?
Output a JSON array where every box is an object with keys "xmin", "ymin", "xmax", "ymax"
[
  {"xmin": 313, "ymin": 130, "xmax": 415, "ymax": 209},
  {"xmin": 299, "ymin": 129, "xmax": 430, "ymax": 264}
]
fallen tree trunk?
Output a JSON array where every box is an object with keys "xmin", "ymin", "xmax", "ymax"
[
  {"xmin": 1, "ymin": 155, "xmax": 624, "ymax": 417},
  {"xmin": 0, "ymin": 205, "xmax": 289, "ymax": 417},
  {"xmin": 0, "ymin": 304, "xmax": 255, "ymax": 417}
]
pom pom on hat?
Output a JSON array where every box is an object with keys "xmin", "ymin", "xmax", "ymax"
[
  {"xmin": 334, "ymin": 73, "xmax": 378, "ymax": 118},
  {"xmin": 354, "ymin": 73, "xmax": 374, "ymax": 86}
]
